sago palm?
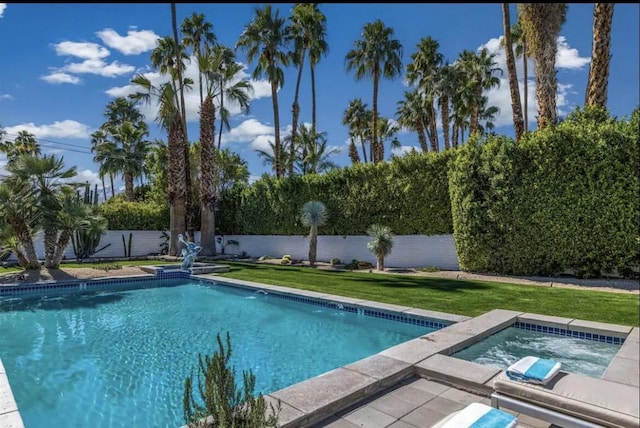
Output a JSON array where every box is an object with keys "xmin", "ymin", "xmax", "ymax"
[
  {"xmin": 345, "ymin": 19, "xmax": 403, "ymax": 164},
  {"xmin": 366, "ymin": 224, "xmax": 394, "ymax": 271},
  {"xmin": 300, "ymin": 200, "xmax": 328, "ymax": 267}
]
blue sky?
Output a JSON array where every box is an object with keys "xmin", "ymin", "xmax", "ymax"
[{"xmin": 0, "ymin": 3, "xmax": 638, "ymax": 189}]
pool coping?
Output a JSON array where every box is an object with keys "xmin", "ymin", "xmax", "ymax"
[{"xmin": 1, "ymin": 273, "xmax": 637, "ymax": 428}]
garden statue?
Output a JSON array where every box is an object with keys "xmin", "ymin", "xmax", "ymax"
[{"xmin": 178, "ymin": 233, "xmax": 202, "ymax": 270}]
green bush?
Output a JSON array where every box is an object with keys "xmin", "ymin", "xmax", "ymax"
[
  {"xmin": 330, "ymin": 257, "xmax": 342, "ymax": 265},
  {"xmin": 449, "ymin": 106, "xmax": 639, "ymax": 277},
  {"xmin": 99, "ymin": 200, "xmax": 169, "ymax": 230},
  {"xmin": 217, "ymin": 150, "xmax": 454, "ymax": 236}
]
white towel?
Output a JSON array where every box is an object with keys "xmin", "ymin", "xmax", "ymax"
[
  {"xmin": 434, "ymin": 403, "xmax": 517, "ymax": 428},
  {"xmin": 506, "ymin": 356, "xmax": 561, "ymax": 385}
]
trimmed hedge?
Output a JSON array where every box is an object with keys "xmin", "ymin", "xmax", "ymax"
[
  {"xmin": 449, "ymin": 107, "xmax": 639, "ymax": 277},
  {"xmin": 218, "ymin": 150, "xmax": 455, "ymax": 235},
  {"xmin": 99, "ymin": 200, "xmax": 169, "ymax": 231}
]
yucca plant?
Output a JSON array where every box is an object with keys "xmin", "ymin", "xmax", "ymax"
[
  {"xmin": 366, "ymin": 224, "xmax": 394, "ymax": 271},
  {"xmin": 300, "ymin": 200, "xmax": 328, "ymax": 266}
]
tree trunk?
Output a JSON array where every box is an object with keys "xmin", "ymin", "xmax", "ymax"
[
  {"xmin": 441, "ymin": 95, "xmax": 450, "ymax": 150},
  {"xmin": 217, "ymin": 79, "xmax": 225, "ymax": 150},
  {"xmin": 469, "ymin": 78, "xmax": 482, "ymax": 135},
  {"xmin": 14, "ymin": 224, "xmax": 40, "ymax": 270},
  {"xmin": 168, "ymin": 114, "xmax": 187, "ymax": 256},
  {"xmin": 101, "ymin": 176, "xmax": 107, "ymax": 201},
  {"xmin": 311, "ymin": 63, "xmax": 317, "ymax": 133},
  {"xmin": 376, "ymin": 255, "xmax": 384, "ymax": 271},
  {"xmin": 429, "ymin": 103, "xmax": 439, "ymax": 152},
  {"xmin": 348, "ymin": 140, "xmax": 360, "ymax": 164},
  {"xmin": 502, "ymin": 3, "xmax": 525, "ymax": 142},
  {"xmin": 171, "ymin": 3, "xmax": 189, "ymax": 145},
  {"xmin": 43, "ymin": 228, "xmax": 58, "ymax": 269},
  {"xmin": 109, "ymin": 172, "xmax": 115, "ymax": 199},
  {"xmin": 535, "ymin": 40, "xmax": 558, "ymax": 129},
  {"xmin": 523, "ymin": 45, "xmax": 528, "ymax": 133},
  {"xmin": 199, "ymin": 95, "xmax": 217, "ymax": 256},
  {"xmin": 52, "ymin": 231, "xmax": 70, "ymax": 268},
  {"xmin": 585, "ymin": 3, "xmax": 614, "ymax": 109},
  {"xmin": 452, "ymin": 123, "xmax": 458, "ymax": 149},
  {"xmin": 271, "ymin": 79, "xmax": 282, "ymax": 178},
  {"xmin": 372, "ymin": 66, "xmax": 380, "ymax": 163},
  {"xmin": 416, "ymin": 120, "xmax": 428, "ymax": 152},
  {"xmin": 124, "ymin": 171, "xmax": 135, "ymax": 201},
  {"xmin": 290, "ymin": 50, "xmax": 306, "ymax": 176},
  {"xmin": 308, "ymin": 225, "xmax": 317, "ymax": 267}
]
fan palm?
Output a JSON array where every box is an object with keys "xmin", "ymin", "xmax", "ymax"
[
  {"xmin": 342, "ymin": 98, "xmax": 369, "ymax": 163},
  {"xmin": 0, "ymin": 181, "xmax": 40, "ymax": 269},
  {"xmin": 518, "ymin": 3, "xmax": 567, "ymax": 129},
  {"xmin": 585, "ymin": 3, "xmax": 614, "ymax": 109},
  {"xmin": 236, "ymin": 5, "xmax": 290, "ymax": 177},
  {"xmin": 345, "ymin": 19, "xmax": 403, "ymax": 164},
  {"xmin": 436, "ymin": 64, "xmax": 456, "ymax": 150},
  {"xmin": 501, "ymin": 3, "xmax": 525, "ymax": 142},
  {"xmin": 292, "ymin": 125, "xmax": 340, "ymax": 174},
  {"xmin": 300, "ymin": 200, "xmax": 328, "ymax": 267},
  {"xmin": 180, "ymin": 12, "xmax": 217, "ymax": 106},
  {"xmin": 366, "ymin": 224, "xmax": 394, "ymax": 271},
  {"xmin": 396, "ymin": 90, "xmax": 429, "ymax": 153},
  {"xmin": 109, "ymin": 121, "xmax": 151, "ymax": 201}
]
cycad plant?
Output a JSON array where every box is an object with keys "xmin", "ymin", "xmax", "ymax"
[
  {"xmin": 366, "ymin": 224, "xmax": 394, "ymax": 271},
  {"xmin": 300, "ymin": 200, "xmax": 328, "ymax": 267}
]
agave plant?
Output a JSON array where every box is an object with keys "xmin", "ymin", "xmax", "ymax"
[
  {"xmin": 300, "ymin": 201, "xmax": 328, "ymax": 267},
  {"xmin": 366, "ymin": 224, "xmax": 394, "ymax": 271}
]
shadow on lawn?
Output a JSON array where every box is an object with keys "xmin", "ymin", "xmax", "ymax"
[{"xmin": 225, "ymin": 263, "xmax": 491, "ymax": 293}]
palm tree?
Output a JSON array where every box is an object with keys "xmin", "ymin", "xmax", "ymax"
[
  {"xmin": 294, "ymin": 125, "xmax": 340, "ymax": 174},
  {"xmin": 342, "ymin": 98, "xmax": 369, "ymax": 162},
  {"xmin": 502, "ymin": 19, "xmax": 529, "ymax": 132},
  {"xmin": 375, "ymin": 116, "xmax": 401, "ymax": 161},
  {"xmin": 236, "ymin": 5, "xmax": 290, "ymax": 178},
  {"xmin": 7, "ymin": 154, "xmax": 77, "ymax": 269},
  {"xmin": 396, "ymin": 90, "xmax": 429, "ymax": 153},
  {"xmin": 347, "ymin": 139, "xmax": 360, "ymax": 164},
  {"xmin": 90, "ymin": 130, "xmax": 116, "ymax": 200},
  {"xmin": 406, "ymin": 37, "xmax": 443, "ymax": 152},
  {"xmin": 306, "ymin": 4, "xmax": 328, "ymax": 133},
  {"xmin": 300, "ymin": 200, "xmax": 328, "ymax": 267},
  {"xmin": 585, "ymin": 3, "xmax": 614, "ymax": 109},
  {"xmin": 255, "ymin": 139, "xmax": 292, "ymax": 175},
  {"xmin": 502, "ymin": 3, "xmax": 525, "ymax": 142},
  {"xmin": 366, "ymin": 224, "xmax": 394, "ymax": 271},
  {"xmin": 457, "ymin": 49, "xmax": 502, "ymax": 136},
  {"xmin": 130, "ymin": 76, "xmax": 189, "ymax": 255},
  {"xmin": 436, "ymin": 64, "xmax": 456, "ymax": 150},
  {"xmin": 345, "ymin": 20, "xmax": 403, "ymax": 164},
  {"xmin": 0, "ymin": 181, "xmax": 40, "ymax": 270},
  {"xmin": 0, "ymin": 131, "xmax": 41, "ymax": 165},
  {"xmin": 518, "ymin": 3, "xmax": 568, "ymax": 129},
  {"xmin": 180, "ymin": 12, "xmax": 217, "ymax": 106},
  {"xmin": 171, "ymin": 3, "xmax": 189, "ymax": 145},
  {"xmin": 109, "ymin": 121, "xmax": 151, "ymax": 201}
]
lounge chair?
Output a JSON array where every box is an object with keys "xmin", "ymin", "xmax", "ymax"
[{"xmin": 491, "ymin": 371, "xmax": 640, "ymax": 428}]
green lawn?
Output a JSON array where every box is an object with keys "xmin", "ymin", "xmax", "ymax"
[
  {"xmin": 0, "ymin": 259, "xmax": 180, "ymax": 274},
  {"xmin": 218, "ymin": 262, "xmax": 640, "ymax": 327}
]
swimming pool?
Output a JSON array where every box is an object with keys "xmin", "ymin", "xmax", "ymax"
[
  {"xmin": 452, "ymin": 325, "xmax": 622, "ymax": 378},
  {"xmin": 0, "ymin": 278, "xmax": 440, "ymax": 428}
]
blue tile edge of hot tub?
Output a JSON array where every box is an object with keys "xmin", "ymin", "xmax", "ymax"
[
  {"xmin": 514, "ymin": 321, "xmax": 625, "ymax": 345},
  {"xmin": 0, "ymin": 269, "xmax": 452, "ymax": 331}
]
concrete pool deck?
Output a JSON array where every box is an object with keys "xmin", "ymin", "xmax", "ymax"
[{"xmin": 0, "ymin": 273, "xmax": 638, "ymax": 428}]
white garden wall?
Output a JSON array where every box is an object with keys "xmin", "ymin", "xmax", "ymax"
[{"xmin": 18, "ymin": 231, "xmax": 460, "ymax": 270}]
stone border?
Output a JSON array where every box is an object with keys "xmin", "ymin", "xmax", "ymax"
[{"xmin": 0, "ymin": 359, "xmax": 24, "ymax": 428}]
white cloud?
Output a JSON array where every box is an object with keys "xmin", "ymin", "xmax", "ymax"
[
  {"xmin": 96, "ymin": 28, "xmax": 160, "ymax": 55},
  {"xmin": 105, "ymin": 57, "xmax": 271, "ymax": 123},
  {"xmin": 221, "ymin": 118, "xmax": 274, "ymax": 144},
  {"xmin": 476, "ymin": 35, "xmax": 590, "ymax": 129},
  {"xmin": 53, "ymin": 41, "xmax": 110, "ymax": 60},
  {"xmin": 76, "ymin": 169, "xmax": 103, "ymax": 186},
  {"xmin": 61, "ymin": 59, "xmax": 135, "ymax": 77},
  {"xmin": 391, "ymin": 145, "xmax": 416, "ymax": 157},
  {"xmin": 41, "ymin": 72, "xmax": 82, "ymax": 85},
  {"xmin": 4, "ymin": 120, "xmax": 92, "ymax": 139},
  {"xmin": 0, "ymin": 93, "xmax": 13, "ymax": 100},
  {"xmin": 556, "ymin": 36, "xmax": 591, "ymax": 70},
  {"xmin": 0, "ymin": 4, "xmax": 6, "ymax": 18}
]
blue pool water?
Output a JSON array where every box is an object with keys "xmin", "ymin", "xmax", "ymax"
[
  {"xmin": 0, "ymin": 279, "xmax": 435, "ymax": 428},
  {"xmin": 453, "ymin": 326, "xmax": 621, "ymax": 378}
]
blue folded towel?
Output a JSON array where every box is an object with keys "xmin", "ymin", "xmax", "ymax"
[
  {"xmin": 506, "ymin": 356, "xmax": 561, "ymax": 385},
  {"xmin": 435, "ymin": 403, "xmax": 517, "ymax": 428}
]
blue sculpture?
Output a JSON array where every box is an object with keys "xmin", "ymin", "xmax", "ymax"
[{"xmin": 178, "ymin": 233, "xmax": 202, "ymax": 270}]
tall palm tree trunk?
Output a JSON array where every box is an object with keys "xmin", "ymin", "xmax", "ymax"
[
  {"xmin": 585, "ymin": 3, "xmax": 614, "ymax": 109},
  {"xmin": 171, "ymin": 3, "xmax": 189, "ymax": 144},
  {"xmin": 523, "ymin": 45, "xmax": 528, "ymax": 133},
  {"xmin": 290, "ymin": 50, "xmax": 307, "ymax": 176},
  {"xmin": 416, "ymin": 120, "xmax": 428, "ymax": 152},
  {"xmin": 124, "ymin": 172, "xmax": 135, "ymax": 201},
  {"xmin": 109, "ymin": 173, "xmax": 115, "ymax": 199},
  {"xmin": 441, "ymin": 96, "xmax": 450, "ymax": 150},
  {"xmin": 168, "ymin": 115, "xmax": 187, "ymax": 256},
  {"xmin": 101, "ymin": 176, "xmax": 107, "ymax": 201},
  {"xmin": 452, "ymin": 123, "xmax": 459, "ymax": 149},
  {"xmin": 217, "ymin": 78, "xmax": 225, "ymax": 150},
  {"xmin": 470, "ymin": 80, "xmax": 482, "ymax": 135},
  {"xmin": 359, "ymin": 134, "xmax": 368, "ymax": 163},
  {"xmin": 43, "ymin": 228, "xmax": 58, "ymax": 269},
  {"xmin": 372, "ymin": 68, "xmax": 380, "ymax": 164},
  {"xmin": 429, "ymin": 103, "xmax": 439, "ymax": 152},
  {"xmin": 535, "ymin": 42, "xmax": 558, "ymax": 129},
  {"xmin": 271, "ymin": 80, "xmax": 282, "ymax": 178},
  {"xmin": 311, "ymin": 64, "xmax": 317, "ymax": 133},
  {"xmin": 502, "ymin": 3, "xmax": 525, "ymax": 142},
  {"xmin": 199, "ymin": 95, "xmax": 217, "ymax": 256},
  {"xmin": 52, "ymin": 231, "xmax": 70, "ymax": 268}
]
